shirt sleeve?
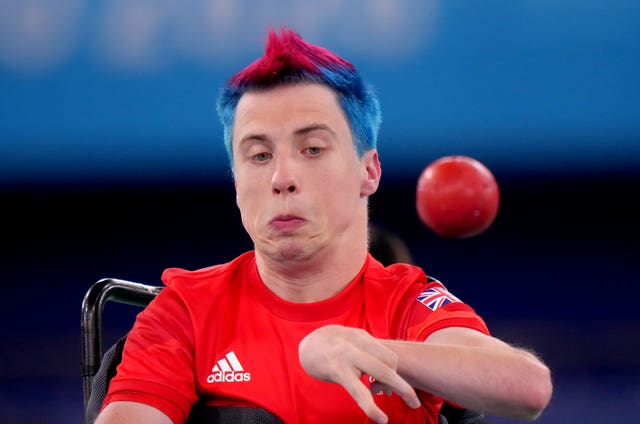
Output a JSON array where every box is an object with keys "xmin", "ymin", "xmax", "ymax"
[
  {"xmin": 405, "ymin": 279, "xmax": 490, "ymax": 342},
  {"xmin": 102, "ymin": 286, "xmax": 198, "ymax": 424}
]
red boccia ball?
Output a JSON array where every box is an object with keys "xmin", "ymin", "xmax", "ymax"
[{"xmin": 416, "ymin": 155, "xmax": 500, "ymax": 239}]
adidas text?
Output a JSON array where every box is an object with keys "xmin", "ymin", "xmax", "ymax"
[
  {"xmin": 207, "ymin": 351, "xmax": 251, "ymax": 383},
  {"xmin": 207, "ymin": 371, "xmax": 251, "ymax": 383}
]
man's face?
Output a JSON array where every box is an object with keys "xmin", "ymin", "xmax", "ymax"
[{"xmin": 232, "ymin": 83, "xmax": 380, "ymax": 263}]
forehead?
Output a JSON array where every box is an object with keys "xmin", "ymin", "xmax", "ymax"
[{"xmin": 233, "ymin": 83, "xmax": 348, "ymax": 135}]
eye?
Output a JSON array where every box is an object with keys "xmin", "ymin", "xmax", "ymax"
[
  {"xmin": 252, "ymin": 152, "xmax": 272, "ymax": 162},
  {"xmin": 305, "ymin": 146, "xmax": 323, "ymax": 156}
]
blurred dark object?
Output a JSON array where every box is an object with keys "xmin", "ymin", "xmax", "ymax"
[{"xmin": 369, "ymin": 224, "xmax": 414, "ymax": 265}]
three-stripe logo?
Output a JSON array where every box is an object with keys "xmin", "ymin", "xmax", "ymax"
[{"xmin": 207, "ymin": 351, "xmax": 251, "ymax": 383}]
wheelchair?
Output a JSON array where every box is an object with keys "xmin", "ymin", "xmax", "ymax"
[{"xmin": 81, "ymin": 278, "xmax": 484, "ymax": 424}]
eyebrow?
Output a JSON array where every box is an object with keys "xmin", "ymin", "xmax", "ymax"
[
  {"xmin": 238, "ymin": 132, "xmax": 269, "ymax": 149},
  {"xmin": 294, "ymin": 123, "xmax": 336, "ymax": 138},
  {"xmin": 238, "ymin": 123, "xmax": 336, "ymax": 147}
]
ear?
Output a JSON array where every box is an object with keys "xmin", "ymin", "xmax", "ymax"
[{"xmin": 360, "ymin": 150, "xmax": 382, "ymax": 197}]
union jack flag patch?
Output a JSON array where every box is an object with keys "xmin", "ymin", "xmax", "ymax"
[{"xmin": 417, "ymin": 285, "xmax": 461, "ymax": 311}]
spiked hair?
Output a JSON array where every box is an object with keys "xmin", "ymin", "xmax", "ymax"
[{"xmin": 216, "ymin": 27, "xmax": 382, "ymax": 167}]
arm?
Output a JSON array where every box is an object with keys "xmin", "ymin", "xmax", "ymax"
[
  {"xmin": 95, "ymin": 401, "xmax": 173, "ymax": 424},
  {"xmin": 299, "ymin": 325, "xmax": 552, "ymax": 423},
  {"xmin": 387, "ymin": 326, "xmax": 552, "ymax": 421}
]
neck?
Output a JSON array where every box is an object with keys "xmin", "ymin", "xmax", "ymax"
[{"xmin": 255, "ymin": 230, "xmax": 369, "ymax": 303}]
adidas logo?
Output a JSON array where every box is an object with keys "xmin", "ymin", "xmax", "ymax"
[{"xmin": 206, "ymin": 351, "xmax": 251, "ymax": 383}]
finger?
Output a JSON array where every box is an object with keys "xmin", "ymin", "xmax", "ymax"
[
  {"xmin": 377, "ymin": 373, "xmax": 421, "ymax": 409},
  {"xmin": 338, "ymin": 369, "xmax": 389, "ymax": 424},
  {"xmin": 355, "ymin": 353, "xmax": 421, "ymax": 409},
  {"xmin": 369, "ymin": 381, "xmax": 422, "ymax": 409}
]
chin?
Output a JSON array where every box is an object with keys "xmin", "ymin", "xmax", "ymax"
[
  {"xmin": 269, "ymin": 238, "xmax": 314, "ymax": 262},
  {"xmin": 276, "ymin": 246, "xmax": 307, "ymax": 261}
]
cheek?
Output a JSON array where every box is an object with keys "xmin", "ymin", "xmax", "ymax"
[
  {"xmin": 236, "ymin": 182, "xmax": 267, "ymax": 218},
  {"xmin": 236, "ymin": 194, "xmax": 260, "ymax": 236},
  {"xmin": 318, "ymin": 174, "xmax": 360, "ymax": 214},
  {"xmin": 235, "ymin": 184, "xmax": 252, "ymax": 212},
  {"xmin": 234, "ymin": 173, "xmax": 257, "ymax": 204},
  {"xmin": 236, "ymin": 189, "xmax": 256, "ymax": 215}
]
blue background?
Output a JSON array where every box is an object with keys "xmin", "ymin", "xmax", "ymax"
[{"xmin": 1, "ymin": 1, "xmax": 639, "ymax": 422}]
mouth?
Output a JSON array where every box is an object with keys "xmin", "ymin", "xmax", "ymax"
[{"xmin": 269, "ymin": 215, "xmax": 306, "ymax": 233}]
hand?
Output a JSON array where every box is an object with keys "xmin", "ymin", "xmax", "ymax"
[{"xmin": 298, "ymin": 325, "xmax": 421, "ymax": 424}]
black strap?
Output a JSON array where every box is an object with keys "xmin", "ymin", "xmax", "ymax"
[
  {"xmin": 85, "ymin": 335, "xmax": 128, "ymax": 423},
  {"xmin": 439, "ymin": 402, "xmax": 485, "ymax": 424},
  {"xmin": 187, "ymin": 403, "xmax": 283, "ymax": 424}
]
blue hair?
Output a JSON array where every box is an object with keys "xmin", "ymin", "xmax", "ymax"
[{"xmin": 215, "ymin": 27, "xmax": 381, "ymax": 168}]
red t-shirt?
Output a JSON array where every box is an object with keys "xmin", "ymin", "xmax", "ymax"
[{"xmin": 103, "ymin": 251, "xmax": 489, "ymax": 423}]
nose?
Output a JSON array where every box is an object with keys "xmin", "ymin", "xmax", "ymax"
[{"xmin": 272, "ymin": 156, "xmax": 298, "ymax": 195}]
